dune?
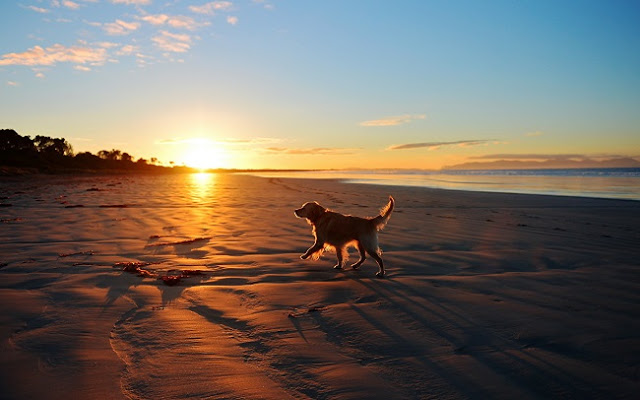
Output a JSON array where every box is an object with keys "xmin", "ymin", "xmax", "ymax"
[{"xmin": 0, "ymin": 173, "xmax": 639, "ymax": 399}]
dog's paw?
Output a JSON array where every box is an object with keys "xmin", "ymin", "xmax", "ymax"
[
  {"xmin": 300, "ymin": 254, "xmax": 309, "ymax": 260},
  {"xmin": 375, "ymin": 271, "xmax": 386, "ymax": 278},
  {"xmin": 333, "ymin": 264, "xmax": 343, "ymax": 270}
]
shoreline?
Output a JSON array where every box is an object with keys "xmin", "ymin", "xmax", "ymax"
[{"xmin": 2, "ymin": 165, "xmax": 638, "ymax": 201}]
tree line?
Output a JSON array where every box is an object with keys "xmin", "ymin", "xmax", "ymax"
[{"xmin": 1, "ymin": 129, "xmax": 191, "ymax": 174}]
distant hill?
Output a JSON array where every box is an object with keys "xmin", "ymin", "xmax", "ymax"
[{"xmin": 444, "ymin": 157, "xmax": 640, "ymax": 170}]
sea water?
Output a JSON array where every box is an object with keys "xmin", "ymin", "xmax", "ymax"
[{"xmin": 248, "ymin": 168, "xmax": 640, "ymax": 201}]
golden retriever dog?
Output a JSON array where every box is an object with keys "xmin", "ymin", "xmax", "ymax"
[{"xmin": 294, "ymin": 196, "xmax": 394, "ymax": 278}]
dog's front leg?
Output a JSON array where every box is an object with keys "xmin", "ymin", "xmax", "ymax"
[{"xmin": 301, "ymin": 241, "xmax": 323, "ymax": 259}]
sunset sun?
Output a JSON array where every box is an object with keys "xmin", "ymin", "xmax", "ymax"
[{"xmin": 182, "ymin": 139, "xmax": 228, "ymax": 171}]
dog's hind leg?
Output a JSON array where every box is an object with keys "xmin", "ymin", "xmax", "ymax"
[
  {"xmin": 351, "ymin": 242, "xmax": 366, "ymax": 270},
  {"xmin": 368, "ymin": 250, "xmax": 385, "ymax": 278},
  {"xmin": 361, "ymin": 236, "xmax": 385, "ymax": 277},
  {"xmin": 363, "ymin": 242, "xmax": 385, "ymax": 278}
]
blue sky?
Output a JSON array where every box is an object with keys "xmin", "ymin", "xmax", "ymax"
[{"xmin": 1, "ymin": 0, "xmax": 639, "ymax": 169}]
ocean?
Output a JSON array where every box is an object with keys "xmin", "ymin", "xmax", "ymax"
[{"xmin": 247, "ymin": 168, "xmax": 640, "ymax": 201}]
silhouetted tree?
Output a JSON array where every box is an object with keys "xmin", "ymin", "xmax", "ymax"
[
  {"xmin": 1, "ymin": 129, "xmax": 36, "ymax": 153},
  {"xmin": 34, "ymin": 135, "xmax": 73, "ymax": 156},
  {"xmin": 1, "ymin": 129, "xmax": 191, "ymax": 174}
]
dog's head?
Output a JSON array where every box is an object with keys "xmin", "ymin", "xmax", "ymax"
[{"xmin": 294, "ymin": 201, "xmax": 325, "ymax": 222}]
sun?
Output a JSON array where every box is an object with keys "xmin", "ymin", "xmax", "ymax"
[{"xmin": 182, "ymin": 139, "xmax": 229, "ymax": 171}]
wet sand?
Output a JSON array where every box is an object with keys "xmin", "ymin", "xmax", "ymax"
[{"xmin": 1, "ymin": 173, "xmax": 639, "ymax": 399}]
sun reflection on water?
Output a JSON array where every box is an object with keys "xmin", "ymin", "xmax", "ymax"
[{"xmin": 190, "ymin": 172, "xmax": 217, "ymax": 204}]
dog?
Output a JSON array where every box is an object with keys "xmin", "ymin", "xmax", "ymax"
[{"xmin": 294, "ymin": 196, "xmax": 394, "ymax": 278}]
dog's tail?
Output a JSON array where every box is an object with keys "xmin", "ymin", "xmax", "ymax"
[{"xmin": 371, "ymin": 196, "xmax": 394, "ymax": 231}]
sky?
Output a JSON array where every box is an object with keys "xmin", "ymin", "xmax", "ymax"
[{"xmin": 1, "ymin": 0, "xmax": 639, "ymax": 170}]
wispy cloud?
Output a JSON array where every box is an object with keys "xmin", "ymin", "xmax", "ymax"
[
  {"xmin": 360, "ymin": 114, "xmax": 426, "ymax": 127},
  {"xmin": 152, "ymin": 31, "xmax": 191, "ymax": 52},
  {"xmin": 102, "ymin": 19, "xmax": 140, "ymax": 35},
  {"xmin": 227, "ymin": 16, "xmax": 238, "ymax": 25},
  {"xmin": 467, "ymin": 153, "xmax": 616, "ymax": 161},
  {"xmin": 6, "ymin": 81, "xmax": 20, "ymax": 87},
  {"xmin": 388, "ymin": 139, "xmax": 494, "ymax": 150},
  {"xmin": 27, "ymin": 5, "xmax": 50, "ymax": 13},
  {"xmin": 0, "ymin": 44, "xmax": 107, "ymax": 66},
  {"xmin": 62, "ymin": 1, "xmax": 81, "ymax": 10},
  {"xmin": 138, "ymin": 14, "xmax": 204, "ymax": 30},
  {"xmin": 116, "ymin": 44, "xmax": 138, "ymax": 55},
  {"xmin": 97, "ymin": 41, "xmax": 118, "ymax": 48},
  {"xmin": 189, "ymin": 1, "xmax": 233, "ymax": 15},
  {"xmin": 264, "ymin": 147, "xmax": 358, "ymax": 155}
]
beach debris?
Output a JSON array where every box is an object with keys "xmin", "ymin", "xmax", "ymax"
[
  {"xmin": 149, "ymin": 235, "xmax": 162, "ymax": 239},
  {"xmin": 115, "ymin": 261, "xmax": 152, "ymax": 271},
  {"xmin": 0, "ymin": 262, "xmax": 8, "ymax": 269},
  {"xmin": 113, "ymin": 261, "xmax": 156, "ymax": 278},
  {"xmin": 64, "ymin": 204, "xmax": 85, "ymax": 208},
  {"xmin": 288, "ymin": 305, "xmax": 325, "ymax": 318},
  {"xmin": 158, "ymin": 269, "xmax": 206, "ymax": 286},
  {"xmin": 59, "ymin": 250, "xmax": 95, "ymax": 258},
  {"xmin": 86, "ymin": 188, "xmax": 102, "ymax": 192},
  {"xmin": 1, "ymin": 218, "xmax": 22, "ymax": 223},
  {"xmin": 137, "ymin": 269, "xmax": 156, "ymax": 278},
  {"xmin": 159, "ymin": 275, "xmax": 182, "ymax": 286},
  {"xmin": 113, "ymin": 262, "xmax": 206, "ymax": 285}
]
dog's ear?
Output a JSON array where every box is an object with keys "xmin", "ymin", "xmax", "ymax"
[{"xmin": 307, "ymin": 203, "xmax": 325, "ymax": 221}]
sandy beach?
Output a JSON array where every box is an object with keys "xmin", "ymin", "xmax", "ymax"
[{"xmin": 0, "ymin": 173, "xmax": 638, "ymax": 399}]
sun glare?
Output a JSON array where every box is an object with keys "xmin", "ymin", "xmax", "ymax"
[{"xmin": 182, "ymin": 139, "xmax": 228, "ymax": 171}]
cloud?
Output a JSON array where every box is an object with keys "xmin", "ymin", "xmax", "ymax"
[
  {"xmin": 264, "ymin": 147, "xmax": 358, "ymax": 155},
  {"xmin": 6, "ymin": 81, "xmax": 19, "ymax": 87},
  {"xmin": 97, "ymin": 41, "xmax": 119, "ymax": 49},
  {"xmin": 189, "ymin": 1, "xmax": 233, "ymax": 15},
  {"xmin": 116, "ymin": 44, "xmax": 138, "ymax": 55},
  {"xmin": 138, "ymin": 14, "xmax": 203, "ymax": 30},
  {"xmin": 103, "ymin": 19, "xmax": 140, "ymax": 35},
  {"xmin": 62, "ymin": 0, "xmax": 81, "ymax": 10},
  {"xmin": 227, "ymin": 16, "xmax": 238, "ymax": 25},
  {"xmin": 74, "ymin": 65, "xmax": 91, "ymax": 71},
  {"xmin": 468, "ymin": 153, "xmax": 596, "ymax": 160},
  {"xmin": 360, "ymin": 114, "xmax": 426, "ymax": 127},
  {"xmin": 388, "ymin": 139, "xmax": 494, "ymax": 150},
  {"xmin": 27, "ymin": 5, "xmax": 50, "ymax": 13},
  {"xmin": 111, "ymin": 0, "xmax": 151, "ymax": 5},
  {"xmin": 139, "ymin": 14, "xmax": 169, "ymax": 25},
  {"xmin": 0, "ymin": 44, "xmax": 107, "ymax": 66},
  {"xmin": 152, "ymin": 31, "xmax": 191, "ymax": 52}
]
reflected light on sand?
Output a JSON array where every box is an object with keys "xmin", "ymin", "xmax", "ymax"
[{"xmin": 190, "ymin": 172, "xmax": 217, "ymax": 204}]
